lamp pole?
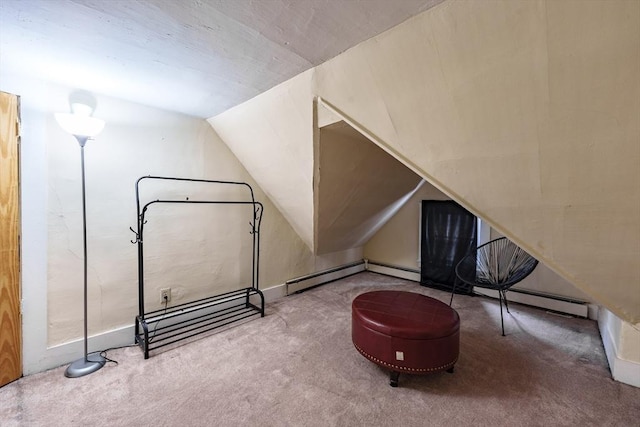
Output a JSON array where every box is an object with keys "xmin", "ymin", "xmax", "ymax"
[
  {"xmin": 64, "ymin": 135, "xmax": 106, "ymax": 378},
  {"xmin": 55, "ymin": 97, "xmax": 106, "ymax": 378}
]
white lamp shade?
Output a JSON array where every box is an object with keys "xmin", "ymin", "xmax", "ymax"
[{"xmin": 55, "ymin": 113, "xmax": 105, "ymax": 137}]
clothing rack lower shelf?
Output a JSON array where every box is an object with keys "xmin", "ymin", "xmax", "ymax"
[{"xmin": 135, "ymin": 287, "xmax": 265, "ymax": 359}]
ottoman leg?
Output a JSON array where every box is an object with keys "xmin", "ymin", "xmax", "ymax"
[
  {"xmin": 390, "ymin": 371, "xmax": 400, "ymax": 387},
  {"xmin": 447, "ymin": 366, "xmax": 455, "ymax": 373}
]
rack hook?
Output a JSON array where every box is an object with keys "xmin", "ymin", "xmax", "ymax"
[
  {"xmin": 249, "ymin": 204, "xmax": 263, "ymax": 235},
  {"xmin": 129, "ymin": 226, "xmax": 140, "ymax": 244}
]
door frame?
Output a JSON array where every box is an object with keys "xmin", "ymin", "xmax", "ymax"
[{"xmin": 0, "ymin": 91, "xmax": 22, "ymax": 387}]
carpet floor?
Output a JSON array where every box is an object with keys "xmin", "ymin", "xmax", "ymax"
[{"xmin": 1, "ymin": 272, "xmax": 639, "ymax": 426}]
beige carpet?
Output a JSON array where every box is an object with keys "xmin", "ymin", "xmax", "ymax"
[{"xmin": 2, "ymin": 272, "xmax": 639, "ymax": 426}]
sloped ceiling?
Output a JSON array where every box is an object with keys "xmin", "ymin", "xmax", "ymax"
[
  {"xmin": 209, "ymin": 1, "xmax": 640, "ymax": 325},
  {"xmin": 0, "ymin": 0, "xmax": 443, "ymax": 118},
  {"xmin": 316, "ymin": 121, "xmax": 423, "ymax": 254}
]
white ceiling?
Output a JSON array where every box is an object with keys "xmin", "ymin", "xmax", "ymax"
[{"xmin": 0, "ymin": 0, "xmax": 444, "ymax": 118}]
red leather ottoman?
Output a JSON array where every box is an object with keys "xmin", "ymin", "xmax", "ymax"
[{"xmin": 352, "ymin": 290, "xmax": 460, "ymax": 387}]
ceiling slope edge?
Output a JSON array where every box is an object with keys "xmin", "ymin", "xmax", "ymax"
[{"xmin": 207, "ymin": 70, "xmax": 316, "ymax": 251}]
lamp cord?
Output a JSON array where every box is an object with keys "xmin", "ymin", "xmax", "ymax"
[
  {"xmin": 94, "ymin": 299, "xmax": 169, "ymax": 366},
  {"xmin": 148, "ymin": 298, "xmax": 169, "ymax": 343},
  {"xmin": 96, "ymin": 344, "xmax": 137, "ymax": 366}
]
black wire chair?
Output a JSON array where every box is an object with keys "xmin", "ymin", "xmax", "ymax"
[{"xmin": 450, "ymin": 237, "xmax": 538, "ymax": 336}]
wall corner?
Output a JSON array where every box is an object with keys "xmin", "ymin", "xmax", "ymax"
[{"xmin": 598, "ymin": 308, "xmax": 640, "ymax": 388}]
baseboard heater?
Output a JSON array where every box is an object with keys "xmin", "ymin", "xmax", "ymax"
[
  {"xmin": 365, "ymin": 260, "xmax": 421, "ymax": 282},
  {"xmin": 364, "ymin": 260, "xmax": 589, "ymax": 318},
  {"xmin": 473, "ymin": 288, "xmax": 589, "ymax": 318},
  {"xmin": 286, "ymin": 260, "xmax": 366, "ymax": 295},
  {"xmin": 285, "ymin": 259, "xmax": 588, "ymax": 319}
]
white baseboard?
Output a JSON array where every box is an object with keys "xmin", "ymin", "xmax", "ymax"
[
  {"xmin": 29, "ymin": 267, "xmax": 637, "ymax": 392},
  {"xmin": 260, "ymin": 283, "xmax": 288, "ymax": 302},
  {"xmin": 33, "ymin": 290, "xmax": 276, "ymax": 374},
  {"xmin": 601, "ymin": 329, "xmax": 640, "ymax": 388},
  {"xmin": 27, "ymin": 324, "xmax": 135, "ymax": 375},
  {"xmin": 29, "ymin": 266, "xmax": 364, "ymax": 374},
  {"xmin": 598, "ymin": 310, "xmax": 640, "ymax": 388}
]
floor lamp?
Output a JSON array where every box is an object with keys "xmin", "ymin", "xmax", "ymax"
[{"xmin": 55, "ymin": 102, "xmax": 106, "ymax": 378}]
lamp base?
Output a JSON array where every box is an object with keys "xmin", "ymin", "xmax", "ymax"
[{"xmin": 64, "ymin": 353, "xmax": 106, "ymax": 378}]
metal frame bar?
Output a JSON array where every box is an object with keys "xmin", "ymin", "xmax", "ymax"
[{"xmin": 132, "ymin": 176, "xmax": 264, "ymax": 359}]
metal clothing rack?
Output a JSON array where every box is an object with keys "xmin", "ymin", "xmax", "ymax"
[{"xmin": 131, "ymin": 175, "xmax": 265, "ymax": 359}]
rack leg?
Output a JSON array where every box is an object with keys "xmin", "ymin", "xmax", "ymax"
[
  {"xmin": 260, "ymin": 292, "xmax": 265, "ymax": 317},
  {"xmin": 136, "ymin": 316, "xmax": 151, "ymax": 359}
]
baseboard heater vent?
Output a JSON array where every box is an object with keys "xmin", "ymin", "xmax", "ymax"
[
  {"xmin": 364, "ymin": 260, "xmax": 588, "ymax": 318},
  {"xmin": 286, "ymin": 260, "xmax": 365, "ymax": 295},
  {"xmin": 365, "ymin": 260, "xmax": 421, "ymax": 282},
  {"xmin": 473, "ymin": 288, "xmax": 589, "ymax": 318}
]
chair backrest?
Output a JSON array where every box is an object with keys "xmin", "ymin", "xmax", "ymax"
[{"xmin": 455, "ymin": 237, "xmax": 538, "ymax": 289}]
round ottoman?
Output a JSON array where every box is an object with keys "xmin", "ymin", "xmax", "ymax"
[{"xmin": 352, "ymin": 290, "xmax": 460, "ymax": 387}]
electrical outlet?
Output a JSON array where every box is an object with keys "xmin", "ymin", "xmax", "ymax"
[{"xmin": 160, "ymin": 288, "xmax": 171, "ymax": 303}]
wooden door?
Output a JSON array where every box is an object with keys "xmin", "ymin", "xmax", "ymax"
[{"xmin": 0, "ymin": 91, "xmax": 21, "ymax": 387}]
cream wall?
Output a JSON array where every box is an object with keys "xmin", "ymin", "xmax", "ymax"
[
  {"xmin": 210, "ymin": 0, "xmax": 639, "ymax": 324},
  {"xmin": 316, "ymin": 121, "xmax": 422, "ymax": 254},
  {"xmin": 364, "ymin": 181, "xmax": 448, "ymax": 269},
  {"xmin": 315, "ymin": 0, "xmax": 640, "ymax": 323},
  {"xmin": 2, "ymin": 72, "xmax": 361, "ymax": 372},
  {"xmin": 208, "ymin": 71, "xmax": 316, "ymax": 250}
]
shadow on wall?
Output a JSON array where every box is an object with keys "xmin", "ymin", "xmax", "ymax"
[{"xmin": 315, "ymin": 120, "xmax": 422, "ymax": 254}]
